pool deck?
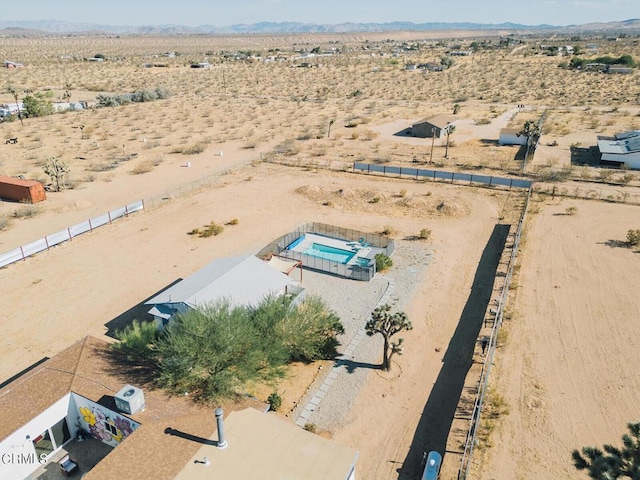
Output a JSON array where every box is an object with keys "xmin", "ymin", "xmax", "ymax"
[{"xmin": 287, "ymin": 233, "xmax": 381, "ymax": 266}]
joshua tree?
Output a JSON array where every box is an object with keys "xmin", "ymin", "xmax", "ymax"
[
  {"xmin": 572, "ymin": 421, "xmax": 640, "ymax": 478},
  {"xmin": 7, "ymin": 85, "xmax": 23, "ymax": 126},
  {"xmin": 43, "ymin": 156, "xmax": 70, "ymax": 191},
  {"xmin": 365, "ymin": 304, "xmax": 412, "ymax": 371},
  {"xmin": 444, "ymin": 123, "xmax": 456, "ymax": 159},
  {"xmin": 327, "ymin": 119, "xmax": 335, "ymax": 138}
]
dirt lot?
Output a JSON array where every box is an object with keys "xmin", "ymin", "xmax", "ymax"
[{"xmin": 2, "ymin": 33, "xmax": 640, "ymax": 480}]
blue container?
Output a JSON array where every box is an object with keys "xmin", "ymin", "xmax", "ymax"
[{"xmin": 421, "ymin": 451, "xmax": 442, "ymax": 480}]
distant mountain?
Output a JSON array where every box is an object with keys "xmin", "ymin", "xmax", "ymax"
[{"xmin": 0, "ymin": 19, "xmax": 638, "ymax": 36}]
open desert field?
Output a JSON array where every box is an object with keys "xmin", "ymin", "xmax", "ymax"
[{"xmin": 1, "ymin": 32, "xmax": 640, "ymax": 480}]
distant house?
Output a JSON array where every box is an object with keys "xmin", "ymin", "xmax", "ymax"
[
  {"xmin": 448, "ymin": 50, "xmax": 473, "ymax": 56},
  {"xmin": 86, "ymin": 57, "xmax": 105, "ymax": 62},
  {"xmin": 190, "ymin": 62, "xmax": 211, "ymax": 69},
  {"xmin": 405, "ymin": 63, "xmax": 418, "ymax": 70},
  {"xmin": 4, "ymin": 60, "xmax": 24, "ymax": 68},
  {"xmin": 499, "ymin": 128, "xmax": 527, "ymax": 146},
  {"xmin": 411, "ymin": 115, "xmax": 457, "ymax": 138},
  {"xmin": 145, "ymin": 255, "xmax": 304, "ymax": 328},
  {"xmin": 606, "ymin": 66, "xmax": 633, "ymax": 74},
  {"xmin": 597, "ymin": 131, "xmax": 640, "ymax": 169}
]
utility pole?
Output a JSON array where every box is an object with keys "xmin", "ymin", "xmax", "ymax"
[{"xmin": 429, "ymin": 127, "xmax": 436, "ymax": 164}]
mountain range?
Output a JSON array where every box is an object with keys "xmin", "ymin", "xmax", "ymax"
[{"xmin": 1, "ymin": 19, "xmax": 639, "ymax": 36}]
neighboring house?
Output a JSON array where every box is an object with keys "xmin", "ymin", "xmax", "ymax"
[
  {"xmin": 52, "ymin": 102, "xmax": 85, "ymax": 112},
  {"xmin": 145, "ymin": 255, "xmax": 304, "ymax": 328},
  {"xmin": 190, "ymin": 62, "xmax": 211, "ymax": 69},
  {"xmin": 606, "ymin": 66, "xmax": 633, "ymax": 74},
  {"xmin": 448, "ymin": 50, "xmax": 473, "ymax": 56},
  {"xmin": 410, "ymin": 115, "xmax": 457, "ymax": 138},
  {"xmin": 4, "ymin": 60, "xmax": 24, "ymax": 68},
  {"xmin": 597, "ymin": 131, "xmax": 640, "ymax": 169},
  {"xmin": 0, "ymin": 336, "xmax": 356, "ymax": 480},
  {"xmin": 499, "ymin": 128, "xmax": 528, "ymax": 146}
]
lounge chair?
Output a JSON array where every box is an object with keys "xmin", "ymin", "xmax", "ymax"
[{"xmin": 59, "ymin": 454, "xmax": 79, "ymax": 477}]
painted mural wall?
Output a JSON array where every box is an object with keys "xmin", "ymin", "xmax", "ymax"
[{"xmin": 71, "ymin": 394, "xmax": 140, "ymax": 448}]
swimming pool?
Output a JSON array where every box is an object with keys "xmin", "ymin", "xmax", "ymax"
[{"xmin": 303, "ymin": 243, "xmax": 356, "ymax": 264}]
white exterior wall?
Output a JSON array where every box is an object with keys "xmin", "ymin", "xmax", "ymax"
[
  {"xmin": 601, "ymin": 152, "xmax": 640, "ymax": 170},
  {"xmin": 499, "ymin": 133, "xmax": 527, "ymax": 146},
  {"xmin": 0, "ymin": 393, "xmax": 72, "ymax": 480}
]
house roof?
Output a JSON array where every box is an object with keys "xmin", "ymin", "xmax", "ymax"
[
  {"xmin": 598, "ymin": 131, "xmax": 640, "ymax": 155},
  {"xmin": 0, "ymin": 336, "xmax": 267, "ymax": 480},
  {"xmin": 412, "ymin": 114, "xmax": 457, "ymax": 129},
  {"xmin": 499, "ymin": 128, "xmax": 523, "ymax": 136},
  {"xmin": 174, "ymin": 407, "xmax": 358, "ymax": 480},
  {"xmin": 145, "ymin": 255, "xmax": 299, "ymax": 310}
]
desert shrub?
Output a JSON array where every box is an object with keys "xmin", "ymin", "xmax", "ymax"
[
  {"xmin": 565, "ymin": 207, "xmax": 578, "ymax": 216},
  {"xmin": 476, "ymin": 118, "xmax": 491, "ymax": 125},
  {"xmin": 627, "ymin": 229, "xmax": 640, "ymax": 247},
  {"xmin": 418, "ymin": 228, "xmax": 432, "ymax": 240},
  {"xmin": 0, "ymin": 216, "xmax": 10, "ymax": 230},
  {"xmin": 381, "ymin": 225, "xmax": 395, "ymax": 237},
  {"xmin": 13, "ymin": 205, "xmax": 40, "ymax": 219},
  {"xmin": 399, "ymin": 189, "xmax": 407, "ymax": 197},
  {"xmin": 226, "ymin": 218, "xmax": 239, "ymax": 225},
  {"xmin": 370, "ymin": 196, "xmax": 380, "ymax": 204},
  {"xmin": 303, "ymin": 423, "xmax": 317, "ymax": 433},
  {"xmin": 130, "ymin": 160, "xmax": 155, "ymax": 175},
  {"xmin": 267, "ymin": 392, "xmax": 282, "ymax": 411},
  {"xmin": 182, "ymin": 141, "xmax": 209, "ymax": 155},
  {"xmin": 375, "ymin": 253, "xmax": 393, "ymax": 272},
  {"xmin": 201, "ymin": 222, "xmax": 224, "ymax": 237}
]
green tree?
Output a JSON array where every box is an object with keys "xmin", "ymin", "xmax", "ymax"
[
  {"xmin": 156, "ymin": 301, "xmax": 284, "ymax": 400},
  {"xmin": 572, "ymin": 421, "xmax": 640, "ymax": 478},
  {"xmin": 113, "ymin": 295, "xmax": 344, "ymax": 402},
  {"xmin": 7, "ymin": 85, "xmax": 23, "ymax": 126},
  {"xmin": 23, "ymin": 91, "xmax": 54, "ymax": 117},
  {"xmin": 374, "ymin": 253, "xmax": 393, "ymax": 272},
  {"xmin": 43, "ymin": 156, "xmax": 70, "ymax": 191},
  {"xmin": 365, "ymin": 304, "xmax": 412, "ymax": 371}
]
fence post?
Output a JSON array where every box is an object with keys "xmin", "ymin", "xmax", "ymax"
[
  {"xmin": 509, "ymin": 179, "xmax": 513, "ymax": 190},
  {"xmin": 451, "ymin": 172, "xmax": 455, "ymax": 183},
  {"xmin": 108, "ymin": 211, "xmax": 112, "ymax": 223},
  {"xmin": 20, "ymin": 246, "xmax": 26, "ymax": 261},
  {"xmin": 470, "ymin": 174, "xmax": 473, "ymax": 185},
  {"xmin": 45, "ymin": 236, "xmax": 50, "ymax": 250},
  {"xmin": 125, "ymin": 204, "xmax": 129, "ymax": 216},
  {"xmin": 489, "ymin": 176, "xmax": 493, "ymax": 187},
  {"xmin": 68, "ymin": 228, "xmax": 72, "ymax": 240},
  {"xmin": 88, "ymin": 219, "xmax": 93, "ymax": 232}
]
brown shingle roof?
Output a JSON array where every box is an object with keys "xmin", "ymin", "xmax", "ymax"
[
  {"xmin": 0, "ymin": 336, "xmax": 265, "ymax": 480},
  {"xmin": 412, "ymin": 114, "xmax": 457, "ymax": 129}
]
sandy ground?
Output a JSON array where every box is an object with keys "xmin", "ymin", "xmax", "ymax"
[
  {"xmin": 0, "ymin": 157, "xmax": 506, "ymax": 479},
  {"xmin": 471, "ymin": 199, "xmax": 640, "ymax": 479}
]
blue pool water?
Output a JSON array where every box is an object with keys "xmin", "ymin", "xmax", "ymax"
[
  {"xmin": 286, "ymin": 234, "xmax": 306, "ymax": 250},
  {"xmin": 304, "ymin": 243, "xmax": 356, "ymax": 264}
]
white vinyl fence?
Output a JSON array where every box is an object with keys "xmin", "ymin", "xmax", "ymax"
[{"xmin": 0, "ymin": 200, "xmax": 144, "ymax": 268}]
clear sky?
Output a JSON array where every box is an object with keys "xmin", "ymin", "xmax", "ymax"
[{"xmin": 2, "ymin": 0, "xmax": 638, "ymax": 27}]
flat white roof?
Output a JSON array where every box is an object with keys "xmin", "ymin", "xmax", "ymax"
[
  {"xmin": 146, "ymin": 255, "xmax": 299, "ymax": 310},
  {"xmin": 174, "ymin": 408, "xmax": 358, "ymax": 480}
]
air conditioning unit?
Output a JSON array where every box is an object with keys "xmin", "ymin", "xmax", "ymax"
[{"xmin": 115, "ymin": 385, "xmax": 145, "ymax": 415}]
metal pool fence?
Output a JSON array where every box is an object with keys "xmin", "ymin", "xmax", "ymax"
[
  {"xmin": 276, "ymin": 222, "xmax": 395, "ymax": 281},
  {"xmin": 353, "ymin": 162, "xmax": 532, "ymax": 190}
]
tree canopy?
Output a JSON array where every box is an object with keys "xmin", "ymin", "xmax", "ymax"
[
  {"xmin": 572, "ymin": 422, "xmax": 640, "ymax": 479},
  {"xmin": 113, "ymin": 295, "xmax": 344, "ymax": 402}
]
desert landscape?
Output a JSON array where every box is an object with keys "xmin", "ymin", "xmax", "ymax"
[{"xmin": 1, "ymin": 29, "xmax": 640, "ymax": 480}]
